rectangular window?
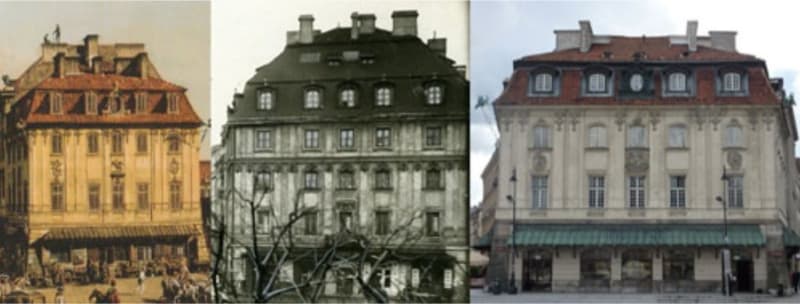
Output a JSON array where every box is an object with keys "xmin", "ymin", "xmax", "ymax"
[
  {"xmin": 136, "ymin": 133, "xmax": 148, "ymax": 153},
  {"xmin": 168, "ymin": 135, "xmax": 181, "ymax": 153},
  {"xmin": 88, "ymin": 183, "xmax": 100, "ymax": 211},
  {"xmin": 304, "ymin": 90, "xmax": 321, "ymax": 109},
  {"xmin": 135, "ymin": 92, "xmax": 148, "ymax": 113},
  {"xmin": 588, "ymin": 176, "xmax": 605, "ymax": 208},
  {"xmin": 339, "ymin": 129, "xmax": 354, "ymax": 148},
  {"xmin": 338, "ymin": 171, "xmax": 355, "ymax": 190},
  {"xmin": 339, "ymin": 211, "xmax": 353, "ymax": 232},
  {"xmin": 532, "ymin": 126, "xmax": 551, "ymax": 148},
  {"xmin": 51, "ymin": 182, "xmax": 64, "ymax": 211},
  {"xmin": 425, "ymin": 169, "xmax": 442, "ymax": 189},
  {"xmin": 255, "ymin": 130, "xmax": 272, "ymax": 151},
  {"xmin": 668, "ymin": 126, "xmax": 687, "ymax": 148},
  {"xmin": 51, "ymin": 134, "xmax": 63, "ymax": 154},
  {"xmin": 669, "ymin": 176, "xmax": 686, "ymax": 208},
  {"xmin": 588, "ymin": 126, "xmax": 607, "ymax": 148},
  {"xmin": 304, "ymin": 172, "xmax": 319, "ymax": 189},
  {"xmin": 137, "ymin": 183, "xmax": 149, "ymax": 210},
  {"xmin": 425, "ymin": 212, "xmax": 440, "ymax": 236},
  {"xmin": 50, "ymin": 92, "xmax": 63, "ymax": 114},
  {"xmin": 257, "ymin": 209, "xmax": 270, "ymax": 233},
  {"xmin": 305, "ymin": 211, "xmax": 318, "ymax": 235},
  {"xmin": 425, "ymin": 126, "xmax": 443, "ymax": 147},
  {"xmin": 304, "ymin": 130, "xmax": 319, "ymax": 149},
  {"xmin": 170, "ymin": 181, "xmax": 182, "ymax": 209},
  {"xmin": 531, "ymin": 176, "xmax": 548, "ymax": 208},
  {"xmin": 375, "ymin": 87, "xmax": 392, "ymax": 106},
  {"xmin": 726, "ymin": 175, "xmax": 744, "ymax": 208},
  {"xmin": 375, "ymin": 170, "xmax": 391, "ymax": 189},
  {"xmin": 627, "ymin": 126, "xmax": 647, "ymax": 148},
  {"xmin": 112, "ymin": 132, "xmax": 124, "ymax": 154},
  {"xmin": 628, "ymin": 176, "xmax": 646, "ymax": 208},
  {"xmin": 375, "ymin": 211, "xmax": 390, "ymax": 235},
  {"xmin": 375, "ymin": 128, "xmax": 391, "ymax": 147},
  {"xmin": 86, "ymin": 92, "xmax": 98, "ymax": 114},
  {"xmin": 167, "ymin": 93, "xmax": 179, "ymax": 113},
  {"xmin": 254, "ymin": 172, "xmax": 272, "ymax": 190},
  {"xmin": 88, "ymin": 133, "xmax": 99, "ymax": 154},
  {"xmin": 425, "ymin": 86, "xmax": 443, "ymax": 105},
  {"xmin": 112, "ymin": 180, "xmax": 124, "ymax": 211}
]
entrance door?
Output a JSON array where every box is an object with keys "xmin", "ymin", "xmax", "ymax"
[
  {"xmin": 734, "ymin": 260, "xmax": 754, "ymax": 292},
  {"xmin": 522, "ymin": 252, "xmax": 552, "ymax": 291}
]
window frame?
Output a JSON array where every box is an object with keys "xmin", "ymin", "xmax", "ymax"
[
  {"xmin": 167, "ymin": 134, "xmax": 182, "ymax": 154},
  {"xmin": 136, "ymin": 133, "xmax": 148, "ymax": 154},
  {"xmin": 627, "ymin": 125, "xmax": 648, "ymax": 148},
  {"xmin": 339, "ymin": 128, "xmax": 355, "ymax": 149},
  {"xmin": 528, "ymin": 67, "xmax": 560, "ymax": 97},
  {"xmin": 85, "ymin": 91, "xmax": 98, "ymax": 114},
  {"xmin": 375, "ymin": 127, "xmax": 392, "ymax": 148},
  {"xmin": 531, "ymin": 175, "xmax": 548, "ymax": 209},
  {"xmin": 374, "ymin": 169, "xmax": 392, "ymax": 190},
  {"xmin": 254, "ymin": 130, "xmax": 273, "ymax": 151},
  {"xmin": 170, "ymin": 181, "xmax": 182, "ymax": 210},
  {"xmin": 669, "ymin": 175, "xmax": 687, "ymax": 208},
  {"xmin": 424, "ymin": 126, "xmax": 443, "ymax": 147},
  {"xmin": 257, "ymin": 89, "xmax": 275, "ymax": 111},
  {"xmin": 587, "ymin": 125, "xmax": 608, "ymax": 148},
  {"xmin": 424, "ymin": 84, "xmax": 444, "ymax": 105},
  {"xmin": 627, "ymin": 176, "xmax": 646, "ymax": 208},
  {"xmin": 111, "ymin": 132, "xmax": 124, "ymax": 155},
  {"xmin": 137, "ymin": 183, "xmax": 149, "ymax": 211},
  {"xmin": 531, "ymin": 125, "xmax": 552, "ymax": 149},
  {"xmin": 663, "ymin": 69, "xmax": 694, "ymax": 97},
  {"xmin": 135, "ymin": 92, "xmax": 148, "ymax": 114},
  {"xmin": 425, "ymin": 211, "xmax": 441, "ymax": 236},
  {"xmin": 51, "ymin": 182, "xmax": 64, "ymax": 211},
  {"xmin": 50, "ymin": 92, "xmax": 63, "ymax": 115},
  {"xmin": 374, "ymin": 85, "xmax": 393, "ymax": 107},
  {"xmin": 303, "ymin": 129, "xmax": 320, "ymax": 150},
  {"xmin": 303, "ymin": 88, "xmax": 322, "ymax": 109},
  {"xmin": 167, "ymin": 93, "xmax": 179, "ymax": 114},
  {"xmin": 88, "ymin": 183, "xmax": 101, "ymax": 211},
  {"xmin": 375, "ymin": 210, "xmax": 391, "ymax": 235},
  {"xmin": 424, "ymin": 168, "xmax": 443, "ymax": 190},
  {"xmin": 667, "ymin": 125, "xmax": 688, "ymax": 148},
  {"xmin": 724, "ymin": 124, "xmax": 744, "ymax": 148},
  {"xmin": 304, "ymin": 171, "xmax": 319, "ymax": 190},
  {"xmin": 588, "ymin": 175, "xmax": 605, "ymax": 208},
  {"xmin": 112, "ymin": 179, "xmax": 125, "ymax": 211},
  {"xmin": 338, "ymin": 86, "xmax": 357, "ymax": 108},
  {"xmin": 87, "ymin": 132, "xmax": 99, "ymax": 155},
  {"xmin": 726, "ymin": 175, "xmax": 744, "ymax": 208},
  {"xmin": 51, "ymin": 133, "xmax": 63, "ymax": 155}
]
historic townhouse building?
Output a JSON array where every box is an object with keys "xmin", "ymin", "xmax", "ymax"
[
  {"xmin": 216, "ymin": 11, "xmax": 468, "ymax": 301},
  {"xmin": 0, "ymin": 35, "xmax": 208, "ymax": 277},
  {"xmin": 480, "ymin": 21, "xmax": 800, "ymax": 293}
]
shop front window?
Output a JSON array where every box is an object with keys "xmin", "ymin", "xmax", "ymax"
[
  {"xmin": 621, "ymin": 250, "xmax": 652, "ymax": 281},
  {"xmin": 580, "ymin": 249, "xmax": 611, "ymax": 287},
  {"xmin": 663, "ymin": 250, "xmax": 694, "ymax": 281}
]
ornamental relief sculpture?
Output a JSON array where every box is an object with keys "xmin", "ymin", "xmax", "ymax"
[
  {"xmin": 726, "ymin": 150, "xmax": 743, "ymax": 171},
  {"xmin": 531, "ymin": 150, "xmax": 548, "ymax": 173},
  {"xmin": 625, "ymin": 148, "xmax": 649, "ymax": 173}
]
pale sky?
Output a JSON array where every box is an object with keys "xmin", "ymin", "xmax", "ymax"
[
  {"xmin": 210, "ymin": 0, "xmax": 469, "ymax": 148},
  {"xmin": 0, "ymin": 1, "xmax": 211, "ymax": 158},
  {"xmin": 469, "ymin": 0, "xmax": 800, "ymax": 206}
]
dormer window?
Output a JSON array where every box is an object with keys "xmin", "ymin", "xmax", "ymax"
[
  {"xmin": 588, "ymin": 73, "xmax": 606, "ymax": 92},
  {"xmin": 85, "ymin": 92, "xmax": 98, "ymax": 114},
  {"xmin": 135, "ymin": 92, "xmax": 148, "ymax": 114},
  {"xmin": 339, "ymin": 88, "xmax": 356, "ymax": 108},
  {"xmin": 534, "ymin": 73, "xmax": 553, "ymax": 92},
  {"xmin": 304, "ymin": 89, "xmax": 321, "ymax": 109},
  {"xmin": 668, "ymin": 72, "xmax": 687, "ymax": 92},
  {"xmin": 718, "ymin": 69, "xmax": 748, "ymax": 96},
  {"xmin": 167, "ymin": 93, "xmax": 179, "ymax": 114},
  {"xmin": 529, "ymin": 68, "xmax": 560, "ymax": 96},
  {"xmin": 49, "ymin": 92, "xmax": 63, "ymax": 115},
  {"xmin": 375, "ymin": 86, "xmax": 392, "ymax": 106},
  {"xmin": 425, "ymin": 85, "xmax": 443, "ymax": 105},
  {"xmin": 582, "ymin": 68, "xmax": 613, "ymax": 96},
  {"xmin": 257, "ymin": 90, "xmax": 274, "ymax": 110}
]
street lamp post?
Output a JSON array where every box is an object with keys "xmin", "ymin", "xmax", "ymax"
[
  {"xmin": 506, "ymin": 168, "xmax": 518, "ymax": 294},
  {"xmin": 716, "ymin": 166, "xmax": 732, "ymax": 297}
]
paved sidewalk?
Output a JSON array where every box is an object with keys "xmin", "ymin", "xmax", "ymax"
[{"xmin": 470, "ymin": 288, "xmax": 800, "ymax": 303}]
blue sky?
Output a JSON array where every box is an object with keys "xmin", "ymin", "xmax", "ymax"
[{"xmin": 469, "ymin": 0, "xmax": 800, "ymax": 206}]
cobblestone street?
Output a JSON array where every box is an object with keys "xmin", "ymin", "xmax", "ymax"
[{"xmin": 471, "ymin": 288, "xmax": 800, "ymax": 303}]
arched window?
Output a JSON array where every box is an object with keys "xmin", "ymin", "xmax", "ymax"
[
  {"xmin": 375, "ymin": 86, "xmax": 393, "ymax": 106},
  {"xmin": 587, "ymin": 125, "xmax": 607, "ymax": 148},
  {"xmin": 304, "ymin": 88, "xmax": 321, "ymax": 109},
  {"xmin": 668, "ymin": 72, "xmax": 687, "ymax": 92},
  {"xmin": 425, "ymin": 85, "xmax": 444, "ymax": 105},
  {"xmin": 257, "ymin": 90, "xmax": 274, "ymax": 110},
  {"xmin": 723, "ymin": 72, "xmax": 742, "ymax": 92},
  {"xmin": 724, "ymin": 125, "xmax": 743, "ymax": 147},
  {"xmin": 339, "ymin": 87, "xmax": 357, "ymax": 108},
  {"xmin": 627, "ymin": 126, "xmax": 647, "ymax": 148},
  {"xmin": 668, "ymin": 125, "xmax": 688, "ymax": 148},
  {"xmin": 533, "ymin": 73, "xmax": 553, "ymax": 92},
  {"xmin": 588, "ymin": 73, "xmax": 606, "ymax": 92}
]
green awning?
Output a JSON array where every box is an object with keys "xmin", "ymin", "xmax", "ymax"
[
  {"xmin": 472, "ymin": 225, "xmax": 494, "ymax": 250},
  {"xmin": 784, "ymin": 228, "xmax": 800, "ymax": 247},
  {"xmin": 510, "ymin": 224, "xmax": 764, "ymax": 247}
]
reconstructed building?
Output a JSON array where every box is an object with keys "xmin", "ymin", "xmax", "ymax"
[
  {"xmin": 0, "ymin": 35, "xmax": 209, "ymax": 278},
  {"xmin": 480, "ymin": 21, "xmax": 800, "ymax": 293},
  {"xmin": 216, "ymin": 11, "xmax": 469, "ymax": 301}
]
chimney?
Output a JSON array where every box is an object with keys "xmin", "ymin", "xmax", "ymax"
[
  {"xmin": 391, "ymin": 10, "xmax": 418, "ymax": 36},
  {"xmin": 298, "ymin": 15, "xmax": 315, "ymax": 44},
  {"xmin": 358, "ymin": 14, "xmax": 376, "ymax": 34},
  {"xmin": 554, "ymin": 30, "xmax": 581, "ymax": 51},
  {"xmin": 351, "ymin": 12, "xmax": 359, "ymax": 40},
  {"xmin": 709, "ymin": 31, "xmax": 737, "ymax": 52},
  {"xmin": 53, "ymin": 52, "xmax": 65, "ymax": 78},
  {"xmin": 686, "ymin": 20, "xmax": 698, "ymax": 52},
  {"xmin": 92, "ymin": 57, "xmax": 103, "ymax": 74},
  {"xmin": 84, "ymin": 34, "xmax": 99, "ymax": 66},
  {"xmin": 428, "ymin": 38, "xmax": 446, "ymax": 57},
  {"xmin": 137, "ymin": 53, "xmax": 149, "ymax": 79},
  {"xmin": 579, "ymin": 20, "xmax": 593, "ymax": 53}
]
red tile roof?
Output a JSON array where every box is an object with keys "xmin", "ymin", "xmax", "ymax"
[
  {"xmin": 16, "ymin": 75, "xmax": 203, "ymax": 127},
  {"xmin": 496, "ymin": 36, "xmax": 779, "ymax": 106},
  {"xmin": 520, "ymin": 36, "xmax": 760, "ymax": 63}
]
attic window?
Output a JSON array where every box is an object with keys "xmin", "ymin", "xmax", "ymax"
[
  {"xmin": 360, "ymin": 53, "xmax": 376, "ymax": 64},
  {"xmin": 49, "ymin": 92, "xmax": 63, "ymax": 115},
  {"xmin": 342, "ymin": 51, "xmax": 360, "ymax": 62},
  {"xmin": 85, "ymin": 92, "xmax": 98, "ymax": 115},
  {"xmin": 723, "ymin": 72, "xmax": 742, "ymax": 92},
  {"xmin": 257, "ymin": 90, "xmax": 274, "ymax": 110},
  {"xmin": 167, "ymin": 93, "xmax": 179, "ymax": 114},
  {"xmin": 304, "ymin": 88, "xmax": 321, "ymax": 109},
  {"xmin": 299, "ymin": 52, "xmax": 321, "ymax": 63},
  {"xmin": 135, "ymin": 92, "xmax": 148, "ymax": 114},
  {"xmin": 327, "ymin": 55, "xmax": 341, "ymax": 66},
  {"xmin": 425, "ymin": 85, "xmax": 444, "ymax": 105}
]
